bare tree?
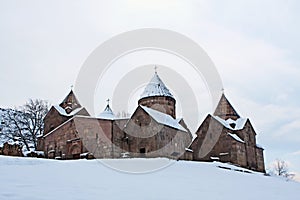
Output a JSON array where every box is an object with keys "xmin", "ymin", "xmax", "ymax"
[
  {"xmin": 1, "ymin": 108, "xmax": 30, "ymax": 150},
  {"xmin": 21, "ymin": 99, "xmax": 49, "ymax": 149},
  {"xmin": 272, "ymin": 159, "xmax": 295, "ymax": 180},
  {"xmin": 116, "ymin": 111, "xmax": 131, "ymax": 118},
  {"xmin": 0, "ymin": 99, "xmax": 49, "ymax": 151}
]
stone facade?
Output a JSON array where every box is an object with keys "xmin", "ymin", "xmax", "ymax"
[
  {"xmin": 189, "ymin": 94, "xmax": 265, "ymax": 172},
  {"xmin": 121, "ymin": 106, "xmax": 191, "ymax": 158},
  {"xmin": 39, "ymin": 105, "xmax": 192, "ymax": 160},
  {"xmin": 138, "ymin": 96, "xmax": 176, "ymax": 119},
  {"xmin": 37, "ymin": 73, "xmax": 265, "ymax": 173}
]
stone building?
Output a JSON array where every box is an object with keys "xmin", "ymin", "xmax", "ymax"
[
  {"xmin": 189, "ymin": 94, "xmax": 265, "ymax": 172},
  {"xmin": 38, "ymin": 72, "xmax": 192, "ymax": 160},
  {"xmin": 37, "ymin": 71, "xmax": 265, "ymax": 172}
]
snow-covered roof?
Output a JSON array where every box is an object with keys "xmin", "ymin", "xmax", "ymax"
[
  {"xmin": 140, "ymin": 72, "xmax": 174, "ymax": 99},
  {"xmin": 97, "ymin": 105, "xmax": 115, "ymax": 120},
  {"xmin": 219, "ymin": 152, "xmax": 229, "ymax": 156},
  {"xmin": 227, "ymin": 132, "xmax": 244, "ymax": 143},
  {"xmin": 53, "ymin": 105, "xmax": 84, "ymax": 117},
  {"xmin": 175, "ymin": 118, "xmax": 183, "ymax": 123},
  {"xmin": 212, "ymin": 115, "xmax": 247, "ymax": 131},
  {"xmin": 140, "ymin": 106, "xmax": 187, "ymax": 132}
]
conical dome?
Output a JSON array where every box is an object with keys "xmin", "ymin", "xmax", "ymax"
[
  {"xmin": 138, "ymin": 71, "xmax": 176, "ymax": 118},
  {"xmin": 140, "ymin": 72, "xmax": 174, "ymax": 99},
  {"xmin": 98, "ymin": 104, "xmax": 115, "ymax": 120}
]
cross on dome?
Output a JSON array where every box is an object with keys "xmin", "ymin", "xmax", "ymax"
[{"xmin": 98, "ymin": 99, "xmax": 115, "ymax": 120}]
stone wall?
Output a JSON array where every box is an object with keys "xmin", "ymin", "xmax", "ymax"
[
  {"xmin": 138, "ymin": 96, "xmax": 176, "ymax": 118},
  {"xmin": 122, "ymin": 107, "xmax": 191, "ymax": 158},
  {"xmin": 74, "ymin": 117, "xmax": 113, "ymax": 158},
  {"xmin": 256, "ymin": 147, "xmax": 265, "ymax": 172},
  {"xmin": 42, "ymin": 116, "xmax": 115, "ymax": 159},
  {"xmin": 43, "ymin": 119, "xmax": 78, "ymax": 159},
  {"xmin": 1, "ymin": 142, "xmax": 23, "ymax": 157},
  {"xmin": 191, "ymin": 115, "xmax": 265, "ymax": 172},
  {"xmin": 43, "ymin": 107, "xmax": 70, "ymax": 135}
]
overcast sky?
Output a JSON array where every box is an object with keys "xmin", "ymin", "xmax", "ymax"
[{"xmin": 0, "ymin": 0, "xmax": 299, "ymax": 180}]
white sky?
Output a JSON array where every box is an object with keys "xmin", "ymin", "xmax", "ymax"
[{"xmin": 0, "ymin": 0, "xmax": 300, "ymax": 180}]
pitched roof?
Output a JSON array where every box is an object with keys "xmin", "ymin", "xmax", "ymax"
[
  {"xmin": 213, "ymin": 93, "xmax": 240, "ymax": 120},
  {"xmin": 59, "ymin": 90, "xmax": 81, "ymax": 114},
  {"xmin": 97, "ymin": 104, "xmax": 115, "ymax": 120},
  {"xmin": 140, "ymin": 72, "xmax": 174, "ymax": 99},
  {"xmin": 140, "ymin": 106, "xmax": 187, "ymax": 132}
]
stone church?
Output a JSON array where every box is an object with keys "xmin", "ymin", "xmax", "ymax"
[
  {"xmin": 37, "ymin": 71, "xmax": 265, "ymax": 172},
  {"xmin": 190, "ymin": 94, "xmax": 265, "ymax": 172}
]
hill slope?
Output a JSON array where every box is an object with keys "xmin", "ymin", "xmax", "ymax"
[{"xmin": 0, "ymin": 156, "xmax": 299, "ymax": 200}]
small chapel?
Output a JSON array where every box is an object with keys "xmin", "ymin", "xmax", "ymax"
[{"xmin": 37, "ymin": 70, "xmax": 265, "ymax": 172}]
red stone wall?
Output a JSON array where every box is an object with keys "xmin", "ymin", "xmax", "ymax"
[
  {"xmin": 256, "ymin": 147, "xmax": 265, "ymax": 173},
  {"xmin": 43, "ymin": 107, "xmax": 69, "ymax": 135},
  {"xmin": 138, "ymin": 96, "xmax": 176, "ymax": 118},
  {"xmin": 1, "ymin": 142, "xmax": 23, "ymax": 157},
  {"xmin": 122, "ymin": 107, "xmax": 191, "ymax": 158},
  {"xmin": 42, "ymin": 116, "xmax": 115, "ymax": 159},
  {"xmin": 43, "ymin": 119, "xmax": 78, "ymax": 159},
  {"xmin": 74, "ymin": 117, "xmax": 113, "ymax": 158},
  {"xmin": 192, "ymin": 114, "xmax": 265, "ymax": 172}
]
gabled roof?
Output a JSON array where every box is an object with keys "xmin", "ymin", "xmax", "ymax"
[
  {"xmin": 140, "ymin": 106, "xmax": 187, "ymax": 132},
  {"xmin": 44, "ymin": 90, "xmax": 88, "ymax": 119},
  {"xmin": 213, "ymin": 93, "xmax": 240, "ymax": 120},
  {"xmin": 97, "ymin": 104, "xmax": 115, "ymax": 120},
  {"xmin": 59, "ymin": 90, "xmax": 81, "ymax": 114},
  {"xmin": 140, "ymin": 72, "xmax": 174, "ymax": 99}
]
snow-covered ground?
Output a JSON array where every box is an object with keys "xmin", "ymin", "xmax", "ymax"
[{"xmin": 0, "ymin": 156, "xmax": 299, "ymax": 200}]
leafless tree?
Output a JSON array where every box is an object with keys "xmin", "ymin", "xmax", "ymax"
[
  {"xmin": 116, "ymin": 111, "xmax": 131, "ymax": 118},
  {"xmin": 21, "ymin": 99, "xmax": 49, "ymax": 149},
  {"xmin": 0, "ymin": 99, "xmax": 49, "ymax": 151},
  {"xmin": 1, "ymin": 108, "xmax": 30, "ymax": 150},
  {"xmin": 272, "ymin": 159, "xmax": 295, "ymax": 180}
]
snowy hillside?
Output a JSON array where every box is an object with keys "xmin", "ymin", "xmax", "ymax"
[{"xmin": 0, "ymin": 156, "xmax": 299, "ymax": 200}]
